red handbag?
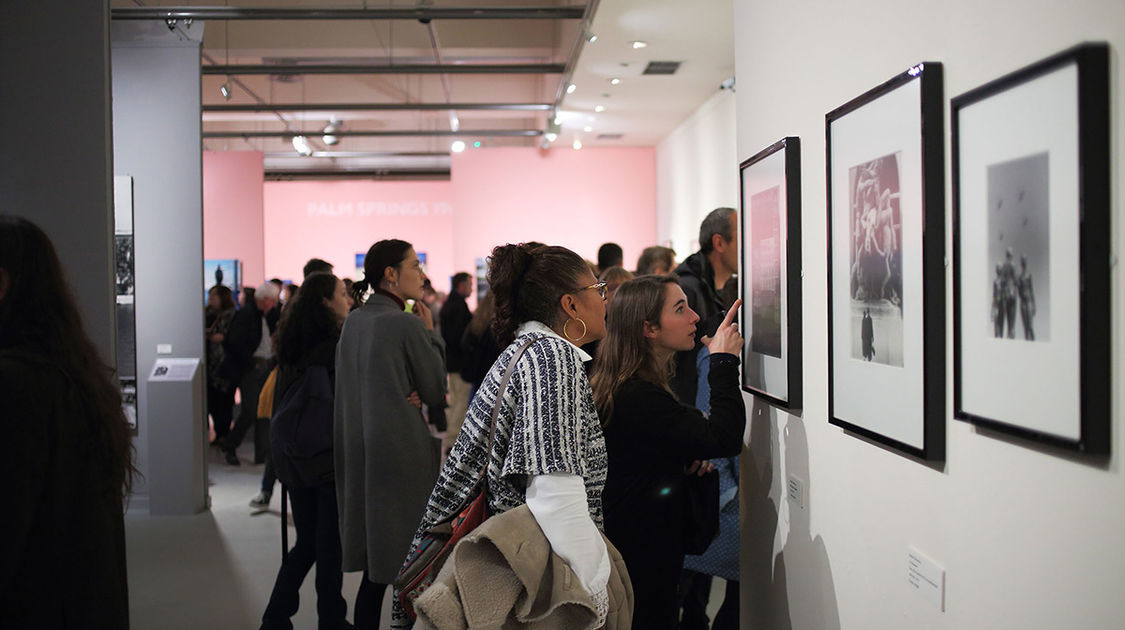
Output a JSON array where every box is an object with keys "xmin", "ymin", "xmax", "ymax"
[{"xmin": 395, "ymin": 336, "xmax": 542, "ymax": 619}]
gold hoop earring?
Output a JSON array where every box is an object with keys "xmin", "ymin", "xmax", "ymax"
[{"xmin": 563, "ymin": 317, "xmax": 587, "ymax": 342}]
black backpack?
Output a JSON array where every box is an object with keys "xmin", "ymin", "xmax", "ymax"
[{"xmin": 269, "ymin": 363, "xmax": 335, "ymax": 488}]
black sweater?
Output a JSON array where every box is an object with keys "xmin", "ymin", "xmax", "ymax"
[
  {"xmin": 0, "ymin": 349, "xmax": 129, "ymax": 629},
  {"xmin": 602, "ymin": 352, "xmax": 745, "ymax": 630}
]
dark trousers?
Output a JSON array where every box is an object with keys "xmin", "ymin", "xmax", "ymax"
[
  {"xmin": 679, "ymin": 569, "xmax": 712, "ymax": 630},
  {"xmin": 208, "ymin": 383, "xmax": 236, "ymax": 439},
  {"xmin": 353, "ymin": 574, "xmax": 388, "ymax": 630},
  {"xmin": 226, "ymin": 362, "xmax": 271, "ymax": 461},
  {"xmin": 260, "ymin": 483, "xmax": 347, "ymax": 630}
]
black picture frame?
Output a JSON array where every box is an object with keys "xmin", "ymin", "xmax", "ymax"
[
  {"xmin": 739, "ymin": 137, "xmax": 802, "ymax": 411},
  {"xmin": 826, "ymin": 62, "xmax": 945, "ymax": 461},
  {"xmin": 951, "ymin": 43, "xmax": 1110, "ymax": 455}
]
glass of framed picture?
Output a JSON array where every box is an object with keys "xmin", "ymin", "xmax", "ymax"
[
  {"xmin": 740, "ymin": 137, "xmax": 802, "ymax": 411},
  {"xmin": 826, "ymin": 62, "xmax": 945, "ymax": 461},
  {"xmin": 951, "ymin": 43, "xmax": 1110, "ymax": 455}
]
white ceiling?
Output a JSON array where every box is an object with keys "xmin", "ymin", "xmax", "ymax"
[{"xmin": 111, "ymin": 0, "xmax": 734, "ymax": 174}]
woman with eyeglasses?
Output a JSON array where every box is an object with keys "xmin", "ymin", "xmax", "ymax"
[
  {"xmin": 391, "ymin": 243, "xmax": 612, "ymax": 628},
  {"xmin": 334, "ymin": 239, "xmax": 448, "ymax": 629},
  {"xmin": 589, "ymin": 275, "xmax": 745, "ymax": 630}
]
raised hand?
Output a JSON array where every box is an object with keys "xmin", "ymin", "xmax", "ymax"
[{"xmin": 702, "ymin": 298, "xmax": 743, "ymax": 357}]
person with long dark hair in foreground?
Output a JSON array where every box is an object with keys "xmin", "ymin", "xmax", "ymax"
[
  {"xmin": 0, "ymin": 215, "xmax": 137, "ymax": 629},
  {"xmin": 590, "ymin": 275, "xmax": 745, "ymax": 630}
]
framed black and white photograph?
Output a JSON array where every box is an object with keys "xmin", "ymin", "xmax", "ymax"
[
  {"xmin": 827, "ymin": 63, "xmax": 945, "ymax": 460},
  {"xmin": 740, "ymin": 137, "xmax": 802, "ymax": 411},
  {"xmin": 952, "ymin": 43, "xmax": 1110, "ymax": 454}
]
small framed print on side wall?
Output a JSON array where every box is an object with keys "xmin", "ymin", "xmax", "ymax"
[{"xmin": 739, "ymin": 137, "xmax": 802, "ymax": 412}]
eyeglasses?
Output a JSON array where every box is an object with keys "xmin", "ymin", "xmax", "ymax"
[{"xmin": 576, "ymin": 280, "xmax": 608, "ymax": 301}]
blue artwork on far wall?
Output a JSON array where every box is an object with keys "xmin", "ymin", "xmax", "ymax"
[{"xmin": 203, "ymin": 259, "xmax": 241, "ymax": 305}]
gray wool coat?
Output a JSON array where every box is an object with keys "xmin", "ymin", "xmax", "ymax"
[{"xmin": 334, "ymin": 293, "xmax": 448, "ymax": 581}]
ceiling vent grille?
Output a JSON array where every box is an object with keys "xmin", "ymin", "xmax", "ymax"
[
  {"xmin": 642, "ymin": 61, "xmax": 681, "ymax": 75},
  {"xmin": 596, "ymin": 133, "xmax": 624, "ymax": 140}
]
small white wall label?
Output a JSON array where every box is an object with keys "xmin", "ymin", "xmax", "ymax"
[
  {"xmin": 907, "ymin": 546, "xmax": 945, "ymax": 611},
  {"xmin": 157, "ymin": 344, "xmax": 172, "ymax": 355},
  {"xmin": 786, "ymin": 475, "xmax": 805, "ymax": 509}
]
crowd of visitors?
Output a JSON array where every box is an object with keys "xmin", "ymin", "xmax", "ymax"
[{"xmin": 1, "ymin": 204, "xmax": 748, "ymax": 629}]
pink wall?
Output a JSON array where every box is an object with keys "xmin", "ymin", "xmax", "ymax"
[
  {"xmin": 203, "ymin": 151, "xmax": 265, "ymax": 285},
  {"xmin": 451, "ymin": 147, "xmax": 656, "ymax": 278},
  {"xmin": 210, "ymin": 146, "xmax": 657, "ymax": 298},
  {"xmin": 262, "ymin": 180, "xmax": 456, "ymax": 289}
]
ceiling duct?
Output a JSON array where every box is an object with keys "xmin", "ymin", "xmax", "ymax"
[{"xmin": 642, "ymin": 61, "xmax": 682, "ymax": 75}]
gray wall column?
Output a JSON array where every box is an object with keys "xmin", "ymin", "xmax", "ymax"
[
  {"xmin": 112, "ymin": 21, "xmax": 206, "ymax": 505},
  {"xmin": 0, "ymin": 1, "xmax": 116, "ymax": 361}
]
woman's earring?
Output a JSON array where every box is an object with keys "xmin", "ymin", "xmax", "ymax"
[{"xmin": 563, "ymin": 317, "xmax": 587, "ymax": 342}]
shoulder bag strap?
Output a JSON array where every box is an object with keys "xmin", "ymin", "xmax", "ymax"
[{"xmin": 479, "ymin": 335, "xmax": 543, "ymax": 492}]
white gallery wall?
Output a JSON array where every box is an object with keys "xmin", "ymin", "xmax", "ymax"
[
  {"xmin": 656, "ymin": 89, "xmax": 738, "ymax": 259},
  {"xmin": 732, "ymin": 1, "xmax": 1124, "ymax": 628}
]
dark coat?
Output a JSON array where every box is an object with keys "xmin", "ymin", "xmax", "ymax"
[
  {"xmin": 0, "ymin": 349, "xmax": 130, "ymax": 629},
  {"xmin": 438, "ymin": 292, "xmax": 472, "ymax": 373},
  {"xmin": 219, "ymin": 300, "xmax": 279, "ymax": 383},
  {"xmin": 671, "ymin": 252, "xmax": 734, "ymax": 403},
  {"xmin": 334, "ymin": 294, "xmax": 448, "ymax": 581},
  {"xmin": 603, "ymin": 353, "xmax": 745, "ymax": 630}
]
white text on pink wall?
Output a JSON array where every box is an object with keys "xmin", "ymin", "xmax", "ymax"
[{"xmin": 306, "ymin": 201, "xmax": 453, "ymax": 218}]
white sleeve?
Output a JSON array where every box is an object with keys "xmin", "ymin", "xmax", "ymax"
[{"xmin": 525, "ymin": 473, "xmax": 610, "ymax": 620}]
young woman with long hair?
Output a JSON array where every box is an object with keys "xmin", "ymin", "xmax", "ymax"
[
  {"xmin": 260, "ymin": 272, "xmax": 352, "ymax": 630},
  {"xmin": 0, "ymin": 215, "xmax": 137, "ymax": 628},
  {"xmin": 205, "ymin": 284, "xmax": 237, "ymax": 443},
  {"xmin": 334, "ymin": 240, "xmax": 448, "ymax": 628},
  {"xmin": 391, "ymin": 242, "xmax": 613, "ymax": 628},
  {"xmin": 589, "ymin": 275, "xmax": 745, "ymax": 630}
]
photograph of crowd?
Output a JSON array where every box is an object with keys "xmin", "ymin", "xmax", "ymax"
[
  {"xmin": 986, "ymin": 151, "xmax": 1049, "ymax": 342},
  {"xmin": 848, "ymin": 151, "xmax": 904, "ymax": 366},
  {"xmin": 750, "ymin": 185, "xmax": 783, "ymax": 358}
]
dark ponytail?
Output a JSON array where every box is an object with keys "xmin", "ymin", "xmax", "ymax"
[
  {"xmin": 353, "ymin": 239, "xmax": 412, "ymax": 305},
  {"xmin": 487, "ymin": 242, "xmax": 590, "ymax": 346}
]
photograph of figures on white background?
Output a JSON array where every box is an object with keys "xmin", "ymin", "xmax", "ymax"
[
  {"xmin": 750, "ymin": 185, "xmax": 783, "ymax": 358},
  {"xmin": 987, "ymin": 151, "xmax": 1049, "ymax": 342},
  {"xmin": 848, "ymin": 151, "xmax": 904, "ymax": 366}
]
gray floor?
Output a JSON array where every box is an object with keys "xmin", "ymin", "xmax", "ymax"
[
  {"xmin": 125, "ymin": 438, "xmax": 729, "ymax": 629},
  {"xmin": 125, "ymin": 441, "xmax": 378, "ymax": 630}
]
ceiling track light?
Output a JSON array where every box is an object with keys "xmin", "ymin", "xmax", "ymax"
[
  {"xmin": 610, "ymin": 78, "xmax": 621, "ymax": 86},
  {"xmin": 291, "ymin": 135, "xmax": 313, "ymax": 156},
  {"xmin": 219, "ymin": 80, "xmax": 232, "ymax": 100},
  {"xmin": 594, "ymin": 105, "xmax": 605, "ymax": 113},
  {"xmin": 450, "ymin": 140, "xmax": 466, "ymax": 153},
  {"xmin": 587, "ymin": 33, "xmax": 598, "ymax": 43},
  {"xmin": 323, "ymin": 119, "xmax": 342, "ymax": 146},
  {"xmin": 566, "ymin": 83, "xmax": 577, "ymax": 94}
]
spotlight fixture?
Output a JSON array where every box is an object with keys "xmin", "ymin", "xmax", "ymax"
[
  {"xmin": 610, "ymin": 78, "xmax": 621, "ymax": 86},
  {"xmin": 291, "ymin": 135, "xmax": 313, "ymax": 156},
  {"xmin": 545, "ymin": 132, "xmax": 558, "ymax": 143},
  {"xmin": 572, "ymin": 138, "xmax": 583, "ymax": 150},
  {"xmin": 449, "ymin": 113, "xmax": 460, "ymax": 132},
  {"xmin": 322, "ymin": 119, "xmax": 342, "ymax": 146},
  {"xmin": 631, "ymin": 40, "xmax": 647, "ymax": 49},
  {"xmin": 554, "ymin": 114, "xmax": 562, "ymax": 125},
  {"xmin": 219, "ymin": 81, "xmax": 232, "ymax": 100},
  {"xmin": 587, "ymin": 33, "xmax": 598, "ymax": 43},
  {"xmin": 451, "ymin": 140, "xmax": 466, "ymax": 153},
  {"xmin": 566, "ymin": 83, "xmax": 577, "ymax": 94},
  {"xmin": 583, "ymin": 125, "xmax": 593, "ymax": 133},
  {"xmin": 594, "ymin": 105, "xmax": 606, "ymax": 113}
]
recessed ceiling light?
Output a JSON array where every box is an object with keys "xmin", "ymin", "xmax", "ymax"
[
  {"xmin": 572, "ymin": 138, "xmax": 583, "ymax": 151},
  {"xmin": 545, "ymin": 132, "xmax": 558, "ymax": 142},
  {"xmin": 587, "ymin": 34, "xmax": 598, "ymax": 43},
  {"xmin": 451, "ymin": 140, "xmax": 466, "ymax": 153},
  {"xmin": 610, "ymin": 78, "xmax": 621, "ymax": 85},
  {"xmin": 583, "ymin": 126, "xmax": 593, "ymax": 133},
  {"xmin": 631, "ymin": 40, "xmax": 647, "ymax": 49},
  {"xmin": 594, "ymin": 105, "xmax": 605, "ymax": 113},
  {"xmin": 566, "ymin": 83, "xmax": 577, "ymax": 94}
]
